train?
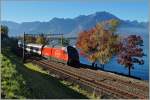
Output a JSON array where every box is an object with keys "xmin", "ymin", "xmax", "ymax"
[{"xmin": 18, "ymin": 41, "xmax": 80, "ymax": 66}]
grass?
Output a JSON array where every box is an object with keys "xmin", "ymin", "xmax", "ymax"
[
  {"xmin": 24, "ymin": 63, "xmax": 48, "ymax": 74},
  {"xmin": 60, "ymin": 80, "xmax": 100, "ymax": 99},
  {"xmin": 22, "ymin": 62, "xmax": 88, "ymax": 99},
  {"xmin": 1, "ymin": 38, "xmax": 98, "ymax": 99},
  {"xmin": 1, "ymin": 42, "xmax": 88, "ymax": 98},
  {"xmin": 25, "ymin": 63, "xmax": 100, "ymax": 99},
  {"xmin": 2, "ymin": 52, "xmax": 88, "ymax": 99},
  {"xmin": 1, "ymin": 53, "xmax": 29, "ymax": 99}
]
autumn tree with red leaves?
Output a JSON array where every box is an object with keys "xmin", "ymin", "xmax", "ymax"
[
  {"xmin": 76, "ymin": 19, "xmax": 120, "ymax": 68},
  {"xmin": 117, "ymin": 35, "xmax": 144, "ymax": 76},
  {"xmin": 76, "ymin": 19, "xmax": 145, "ymax": 76}
]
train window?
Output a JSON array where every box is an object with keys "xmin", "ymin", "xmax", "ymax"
[
  {"xmin": 20, "ymin": 44, "xmax": 23, "ymax": 47},
  {"xmin": 35, "ymin": 48, "xmax": 39, "ymax": 51},
  {"xmin": 27, "ymin": 46, "xmax": 30, "ymax": 48},
  {"xmin": 32, "ymin": 47, "xmax": 39, "ymax": 51},
  {"xmin": 30, "ymin": 47, "xmax": 33, "ymax": 50},
  {"xmin": 32, "ymin": 47, "xmax": 35, "ymax": 49},
  {"xmin": 33, "ymin": 47, "xmax": 36, "ymax": 50}
]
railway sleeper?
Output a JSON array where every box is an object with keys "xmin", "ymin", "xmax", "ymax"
[
  {"xmin": 32, "ymin": 60, "xmax": 146, "ymax": 99},
  {"xmin": 32, "ymin": 61, "xmax": 114, "ymax": 98}
]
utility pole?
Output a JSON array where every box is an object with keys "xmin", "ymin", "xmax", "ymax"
[
  {"xmin": 23, "ymin": 32, "xmax": 25, "ymax": 63},
  {"xmin": 61, "ymin": 34, "xmax": 63, "ymax": 46}
]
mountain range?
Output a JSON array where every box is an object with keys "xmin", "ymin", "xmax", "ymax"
[{"xmin": 1, "ymin": 11, "xmax": 148, "ymax": 37}]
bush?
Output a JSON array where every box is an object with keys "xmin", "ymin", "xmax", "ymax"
[{"xmin": 1, "ymin": 54, "xmax": 29, "ymax": 98}]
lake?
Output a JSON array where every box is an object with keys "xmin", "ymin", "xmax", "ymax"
[{"xmin": 78, "ymin": 35, "xmax": 149, "ymax": 80}]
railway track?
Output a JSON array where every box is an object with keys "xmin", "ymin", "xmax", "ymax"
[
  {"xmin": 48, "ymin": 59, "xmax": 148, "ymax": 89},
  {"xmin": 45, "ymin": 59, "xmax": 149, "ymax": 98},
  {"xmin": 29, "ymin": 57, "xmax": 148, "ymax": 99},
  {"xmin": 78, "ymin": 68, "xmax": 148, "ymax": 94},
  {"xmin": 80, "ymin": 68, "xmax": 148, "ymax": 90},
  {"xmin": 40, "ymin": 58, "xmax": 148, "ymax": 93}
]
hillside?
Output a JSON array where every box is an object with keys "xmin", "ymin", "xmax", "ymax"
[{"xmin": 1, "ymin": 11, "xmax": 148, "ymax": 37}]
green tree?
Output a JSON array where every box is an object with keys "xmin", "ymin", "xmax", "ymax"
[
  {"xmin": 36, "ymin": 34, "xmax": 48, "ymax": 45},
  {"xmin": 59, "ymin": 37, "xmax": 70, "ymax": 46},
  {"xmin": 107, "ymin": 19, "xmax": 120, "ymax": 33},
  {"xmin": 1, "ymin": 25, "xmax": 9, "ymax": 39},
  {"xmin": 25, "ymin": 36, "xmax": 35, "ymax": 43}
]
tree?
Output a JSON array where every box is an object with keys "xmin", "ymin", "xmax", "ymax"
[
  {"xmin": 36, "ymin": 34, "xmax": 48, "ymax": 45},
  {"xmin": 59, "ymin": 37, "xmax": 70, "ymax": 46},
  {"xmin": 117, "ymin": 35, "xmax": 144, "ymax": 76},
  {"xmin": 106, "ymin": 19, "xmax": 120, "ymax": 33},
  {"xmin": 76, "ymin": 19, "xmax": 120, "ymax": 68},
  {"xmin": 1, "ymin": 25, "xmax": 9, "ymax": 39},
  {"xmin": 25, "ymin": 36, "xmax": 36, "ymax": 43}
]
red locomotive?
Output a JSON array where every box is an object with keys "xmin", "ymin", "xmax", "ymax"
[{"xmin": 18, "ymin": 42, "xmax": 80, "ymax": 66}]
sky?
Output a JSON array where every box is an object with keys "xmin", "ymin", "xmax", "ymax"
[{"xmin": 1, "ymin": 0, "xmax": 149, "ymax": 23}]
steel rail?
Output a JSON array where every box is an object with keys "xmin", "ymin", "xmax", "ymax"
[{"xmin": 31, "ymin": 58, "xmax": 146, "ymax": 99}]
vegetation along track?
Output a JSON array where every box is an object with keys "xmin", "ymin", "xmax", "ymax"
[
  {"xmin": 29, "ymin": 57, "xmax": 148, "ymax": 99},
  {"xmin": 45, "ymin": 59, "xmax": 149, "ymax": 98},
  {"xmin": 78, "ymin": 68, "xmax": 148, "ymax": 97},
  {"xmin": 40, "ymin": 57, "xmax": 148, "ymax": 97},
  {"xmin": 49, "ymin": 59, "xmax": 148, "ymax": 91}
]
